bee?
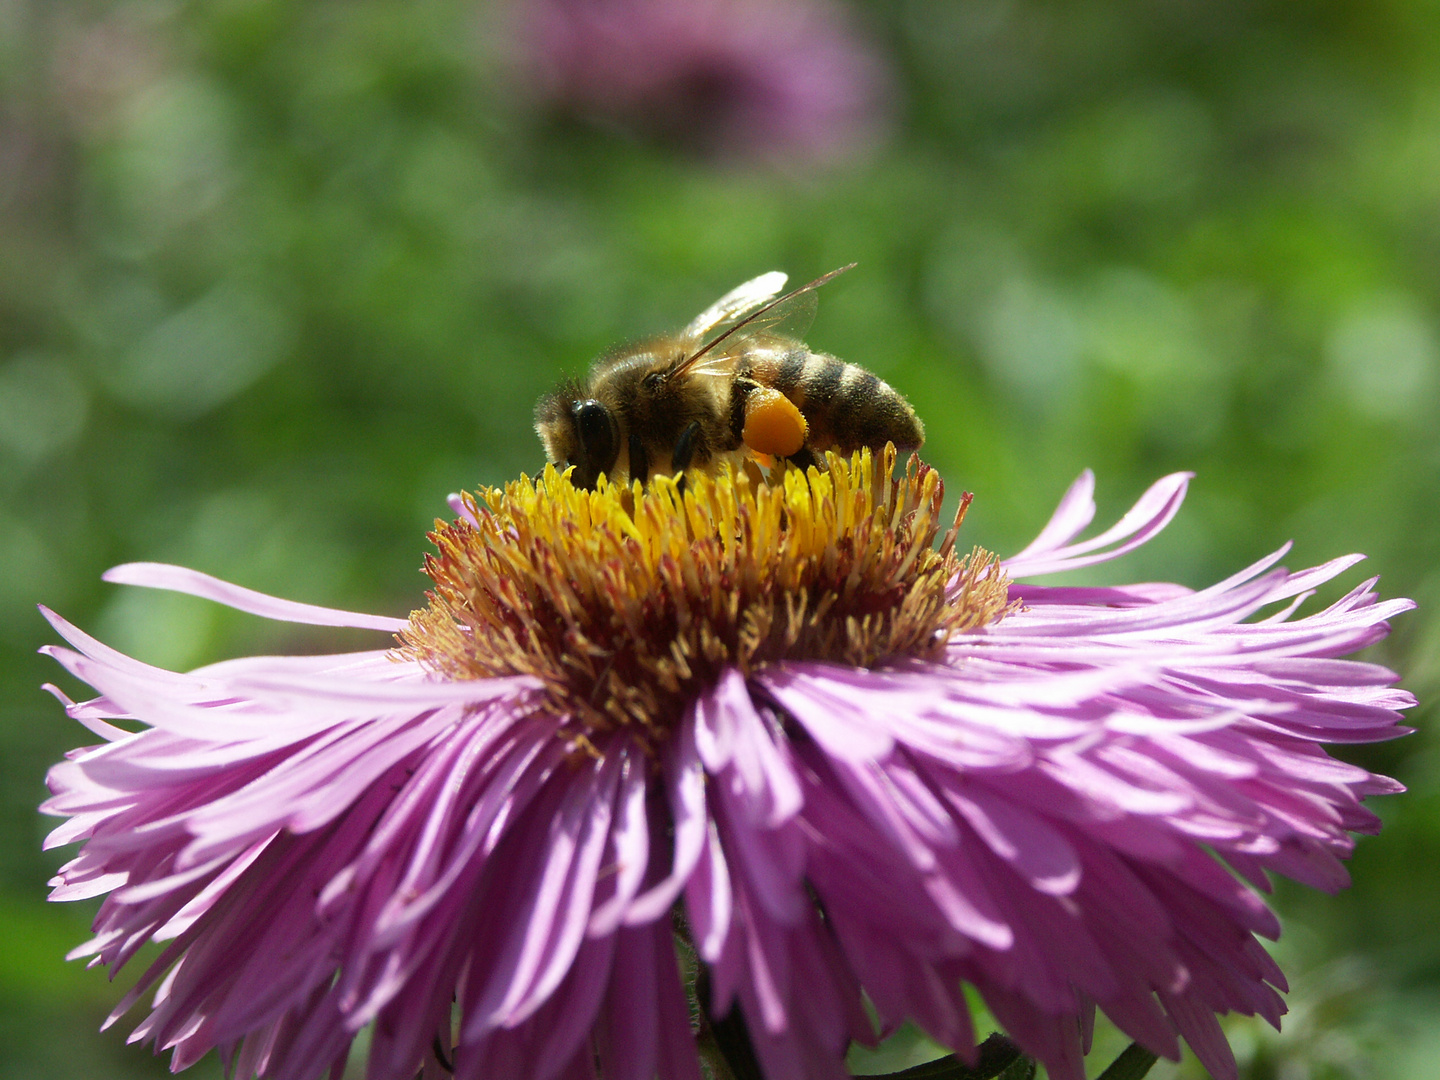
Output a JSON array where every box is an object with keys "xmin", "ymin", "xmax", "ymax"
[{"xmin": 534, "ymin": 265, "xmax": 924, "ymax": 489}]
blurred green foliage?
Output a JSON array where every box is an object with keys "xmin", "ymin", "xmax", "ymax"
[{"xmin": 1, "ymin": 1, "xmax": 1437, "ymax": 1077}]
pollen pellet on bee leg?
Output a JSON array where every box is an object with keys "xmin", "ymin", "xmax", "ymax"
[{"xmin": 742, "ymin": 387, "xmax": 808, "ymax": 458}]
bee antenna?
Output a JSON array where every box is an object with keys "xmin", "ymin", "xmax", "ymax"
[{"xmin": 668, "ymin": 263, "xmax": 856, "ymax": 381}]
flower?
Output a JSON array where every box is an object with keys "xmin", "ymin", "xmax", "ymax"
[
  {"xmin": 40, "ymin": 451, "xmax": 1413, "ymax": 1080},
  {"xmin": 518, "ymin": 0, "xmax": 891, "ymax": 167}
]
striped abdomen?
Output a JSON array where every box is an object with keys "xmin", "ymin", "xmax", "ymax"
[{"xmin": 737, "ymin": 344, "xmax": 924, "ymax": 455}]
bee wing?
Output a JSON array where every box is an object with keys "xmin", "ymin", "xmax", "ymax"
[
  {"xmin": 683, "ymin": 271, "xmax": 789, "ymax": 340},
  {"xmin": 715, "ymin": 285, "xmax": 820, "ymax": 345},
  {"xmin": 675, "ymin": 264, "xmax": 855, "ymax": 382},
  {"xmin": 676, "ymin": 264, "xmax": 852, "ymax": 374},
  {"xmin": 681, "ymin": 288, "xmax": 821, "ymax": 375}
]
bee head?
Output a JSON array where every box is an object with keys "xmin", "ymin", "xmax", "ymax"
[{"xmin": 535, "ymin": 381, "xmax": 620, "ymax": 490}]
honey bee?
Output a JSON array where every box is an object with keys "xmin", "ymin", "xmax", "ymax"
[{"xmin": 534, "ymin": 265, "xmax": 924, "ymax": 489}]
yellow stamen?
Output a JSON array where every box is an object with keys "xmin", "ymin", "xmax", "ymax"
[{"xmin": 398, "ymin": 447, "xmax": 1014, "ymax": 749}]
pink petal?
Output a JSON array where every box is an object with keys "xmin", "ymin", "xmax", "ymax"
[{"xmin": 102, "ymin": 563, "xmax": 408, "ymax": 631}]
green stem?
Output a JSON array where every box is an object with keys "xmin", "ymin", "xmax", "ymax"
[
  {"xmin": 1095, "ymin": 1042, "xmax": 1160, "ymax": 1080},
  {"xmin": 875, "ymin": 1033, "xmax": 1029, "ymax": 1079}
]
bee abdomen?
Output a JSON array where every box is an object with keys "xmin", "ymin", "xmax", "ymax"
[{"xmin": 789, "ymin": 350, "xmax": 924, "ymax": 454}]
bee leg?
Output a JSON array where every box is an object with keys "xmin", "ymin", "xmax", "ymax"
[
  {"xmin": 729, "ymin": 377, "xmax": 762, "ymax": 444},
  {"xmin": 672, "ymin": 421, "xmax": 707, "ymax": 494},
  {"xmin": 628, "ymin": 430, "xmax": 650, "ymax": 485},
  {"xmin": 672, "ymin": 421, "xmax": 705, "ymax": 473},
  {"xmin": 786, "ymin": 446, "xmax": 820, "ymax": 472}
]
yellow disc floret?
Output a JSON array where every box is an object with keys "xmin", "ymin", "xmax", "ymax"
[{"xmin": 397, "ymin": 446, "xmax": 1013, "ymax": 750}]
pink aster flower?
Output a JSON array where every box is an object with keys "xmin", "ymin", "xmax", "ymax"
[{"xmin": 40, "ymin": 451, "xmax": 1413, "ymax": 1080}]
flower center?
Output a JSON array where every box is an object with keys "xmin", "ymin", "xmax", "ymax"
[{"xmin": 398, "ymin": 447, "xmax": 1012, "ymax": 750}]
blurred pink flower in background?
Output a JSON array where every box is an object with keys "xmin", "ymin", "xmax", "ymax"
[{"xmin": 520, "ymin": 0, "xmax": 892, "ymax": 166}]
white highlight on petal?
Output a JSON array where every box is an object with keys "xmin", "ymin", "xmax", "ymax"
[
  {"xmin": 587, "ymin": 748, "xmax": 652, "ymax": 936},
  {"xmin": 226, "ymin": 671, "xmax": 541, "ymax": 712},
  {"xmin": 695, "ymin": 669, "xmax": 803, "ymax": 828},
  {"xmin": 41, "ymin": 682, "xmax": 131, "ymax": 742},
  {"xmin": 623, "ymin": 718, "xmax": 706, "ymax": 925}
]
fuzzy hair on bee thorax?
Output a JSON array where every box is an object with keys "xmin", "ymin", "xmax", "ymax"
[{"xmin": 597, "ymin": 345, "xmax": 736, "ymax": 480}]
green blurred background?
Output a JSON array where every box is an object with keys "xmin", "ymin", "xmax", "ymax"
[{"xmin": 1, "ymin": 0, "xmax": 1437, "ymax": 1076}]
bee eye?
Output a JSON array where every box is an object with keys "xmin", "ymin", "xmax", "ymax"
[{"xmin": 572, "ymin": 400, "xmax": 619, "ymax": 481}]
